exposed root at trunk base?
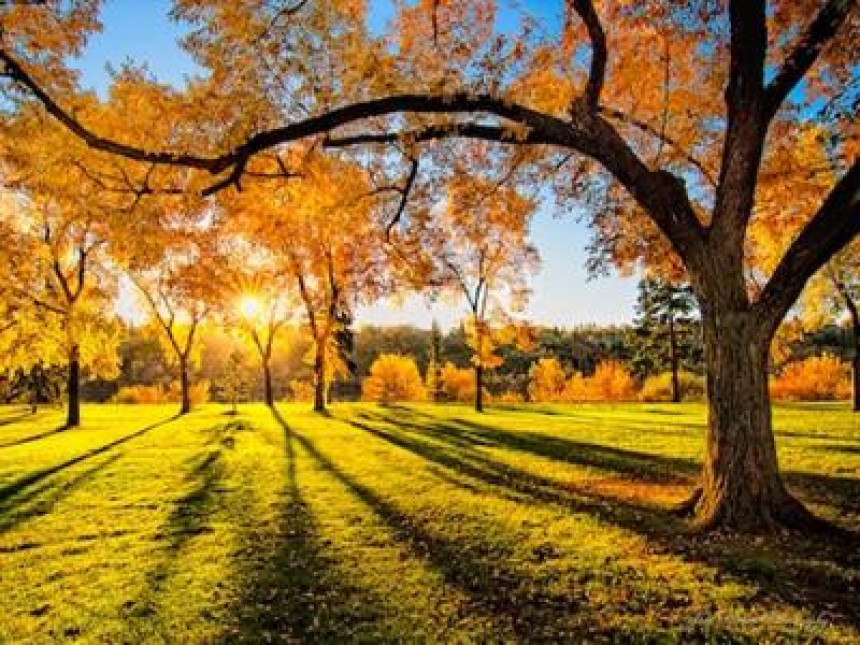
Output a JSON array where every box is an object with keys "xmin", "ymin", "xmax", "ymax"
[
  {"xmin": 671, "ymin": 485, "xmax": 849, "ymax": 538},
  {"xmin": 670, "ymin": 486, "xmax": 703, "ymax": 517}
]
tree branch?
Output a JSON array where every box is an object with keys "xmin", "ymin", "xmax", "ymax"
[
  {"xmin": 755, "ymin": 160, "xmax": 860, "ymax": 335},
  {"xmin": 598, "ymin": 106, "xmax": 717, "ymax": 188},
  {"xmin": 566, "ymin": 0, "xmax": 607, "ymax": 112},
  {"xmin": 764, "ymin": 0, "xmax": 856, "ymax": 120}
]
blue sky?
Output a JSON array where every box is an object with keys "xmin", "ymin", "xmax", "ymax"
[{"xmin": 74, "ymin": 0, "xmax": 638, "ymax": 330}]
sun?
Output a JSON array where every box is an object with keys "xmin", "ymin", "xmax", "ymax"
[{"xmin": 238, "ymin": 294, "xmax": 263, "ymax": 320}]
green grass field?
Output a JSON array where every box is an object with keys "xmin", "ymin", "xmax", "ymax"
[{"xmin": 0, "ymin": 402, "xmax": 857, "ymax": 643}]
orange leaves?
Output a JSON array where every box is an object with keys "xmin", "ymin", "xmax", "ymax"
[{"xmin": 770, "ymin": 355, "xmax": 851, "ymax": 402}]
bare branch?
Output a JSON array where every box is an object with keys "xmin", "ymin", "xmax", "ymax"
[
  {"xmin": 764, "ymin": 0, "xmax": 856, "ymax": 120},
  {"xmin": 599, "ymin": 106, "xmax": 717, "ymax": 188},
  {"xmin": 384, "ymin": 156, "xmax": 419, "ymax": 241},
  {"xmin": 566, "ymin": 0, "xmax": 607, "ymax": 112}
]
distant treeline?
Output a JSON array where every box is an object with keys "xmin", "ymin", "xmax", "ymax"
[{"xmin": 2, "ymin": 320, "xmax": 850, "ymax": 405}]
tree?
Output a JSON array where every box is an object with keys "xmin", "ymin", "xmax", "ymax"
[
  {"xmin": 226, "ymin": 153, "xmax": 388, "ymax": 412},
  {"xmin": 225, "ymin": 256, "xmax": 293, "ymax": 408},
  {"xmin": 3, "ymin": 1, "xmax": 857, "ymax": 531},
  {"xmin": 632, "ymin": 277, "xmax": 700, "ymax": 403},
  {"xmin": 222, "ymin": 348, "xmax": 248, "ymax": 414},
  {"xmin": 361, "ymin": 354, "xmax": 426, "ymax": 404},
  {"xmin": 127, "ymin": 238, "xmax": 213, "ymax": 416},
  {"xmin": 0, "ymin": 194, "xmax": 119, "ymax": 427},
  {"xmin": 425, "ymin": 320, "xmax": 444, "ymax": 402},
  {"xmin": 433, "ymin": 173, "xmax": 538, "ymax": 412},
  {"xmin": 791, "ymin": 244, "xmax": 859, "ymax": 411}
]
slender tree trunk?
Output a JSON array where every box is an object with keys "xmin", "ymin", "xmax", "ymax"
[
  {"xmin": 474, "ymin": 364, "xmax": 484, "ymax": 413},
  {"xmin": 66, "ymin": 344, "xmax": 80, "ymax": 428},
  {"xmin": 669, "ymin": 315, "xmax": 680, "ymax": 403},
  {"xmin": 179, "ymin": 357, "xmax": 191, "ymax": 415},
  {"xmin": 263, "ymin": 360, "xmax": 275, "ymax": 408},
  {"xmin": 313, "ymin": 346, "xmax": 326, "ymax": 413},
  {"xmin": 685, "ymin": 308, "xmax": 815, "ymax": 531},
  {"xmin": 845, "ymin": 299, "xmax": 859, "ymax": 412}
]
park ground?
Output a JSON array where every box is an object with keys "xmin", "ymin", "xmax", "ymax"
[{"xmin": 0, "ymin": 402, "xmax": 858, "ymax": 643}]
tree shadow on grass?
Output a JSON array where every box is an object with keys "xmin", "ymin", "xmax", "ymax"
[
  {"xmin": 0, "ymin": 452, "xmax": 123, "ymax": 535},
  {"xmin": 0, "ymin": 415, "xmax": 178, "ymax": 522},
  {"xmin": 271, "ymin": 413, "xmax": 640, "ymax": 642},
  {"xmin": 222, "ymin": 409, "xmax": 394, "ymax": 643},
  {"xmin": 123, "ymin": 447, "xmax": 227, "ymax": 640},
  {"xmin": 0, "ymin": 425, "xmax": 70, "ymax": 449},
  {"xmin": 358, "ymin": 408, "xmax": 860, "ymax": 631},
  {"xmin": 0, "ymin": 406, "xmax": 34, "ymax": 425}
]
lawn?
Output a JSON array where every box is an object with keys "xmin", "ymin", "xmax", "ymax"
[{"xmin": 0, "ymin": 402, "xmax": 857, "ymax": 643}]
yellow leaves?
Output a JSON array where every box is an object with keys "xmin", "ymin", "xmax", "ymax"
[
  {"xmin": 361, "ymin": 354, "xmax": 426, "ymax": 403},
  {"xmin": 528, "ymin": 358, "xmax": 637, "ymax": 403}
]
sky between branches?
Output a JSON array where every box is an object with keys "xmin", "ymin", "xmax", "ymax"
[{"xmin": 76, "ymin": 0, "xmax": 639, "ymax": 330}]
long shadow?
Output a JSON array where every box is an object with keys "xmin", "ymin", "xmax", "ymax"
[
  {"xmin": 281, "ymin": 418, "xmax": 625, "ymax": 641},
  {"xmin": 123, "ymin": 448, "xmax": 227, "ymax": 639},
  {"xmin": 0, "ymin": 415, "xmax": 178, "ymax": 510},
  {"xmin": 357, "ymin": 409, "xmax": 860, "ymax": 630},
  {"xmin": 0, "ymin": 452, "xmax": 124, "ymax": 535},
  {"xmin": 0, "ymin": 409, "xmax": 35, "ymax": 428},
  {"xmin": 363, "ymin": 409, "xmax": 699, "ymax": 483},
  {"xmin": 223, "ymin": 409, "xmax": 392, "ymax": 642},
  {"xmin": 0, "ymin": 425, "xmax": 68, "ymax": 449},
  {"xmin": 379, "ymin": 408, "xmax": 860, "ymax": 518}
]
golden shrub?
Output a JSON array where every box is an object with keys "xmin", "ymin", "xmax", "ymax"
[
  {"xmin": 362, "ymin": 354, "xmax": 426, "ymax": 403},
  {"xmin": 528, "ymin": 357, "xmax": 567, "ymax": 402},
  {"xmin": 439, "ymin": 362, "xmax": 476, "ymax": 403},
  {"xmin": 639, "ymin": 371, "xmax": 705, "ymax": 402}
]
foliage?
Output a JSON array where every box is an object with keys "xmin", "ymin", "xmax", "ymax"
[
  {"xmin": 631, "ymin": 278, "xmax": 701, "ymax": 379},
  {"xmin": 113, "ymin": 381, "xmax": 210, "ymax": 405},
  {"xmin": 640, "ymin": 372, "xmax": 705, "ymax": 403},
  {"xmin": 528, "ymin": 357, "xmax": 568, "ymax": 403},
  {"xmin": 564, "ymin": 361, "xmax": 638, "ymax": 403},
  {"xmin": 770, "ymin": 355, "xmax": 851, "ymax": 402},
  {"xmin": 289, "ymin": 379, "xmax": 315, "ymax": 402},
  {"xmin": 361, "ymin": 354, "xmax": 426, "ymax": 404},
  {"xmin": 439, "ymin": 362, "xmax": 476, "ymax": 404}
]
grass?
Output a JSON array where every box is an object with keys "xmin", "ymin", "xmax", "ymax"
[{"xmin": 0, "ymin": 402, "xmax": 857, "ymax": 643}]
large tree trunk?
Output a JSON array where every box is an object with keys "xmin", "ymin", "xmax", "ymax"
[
  {"xmin": 179, "ymin": 358, "xmax": 191, "ymax": 416},
  {"xmin": 669, "ymin": 315, "xmax": 680, "ymax": 403},
  {"xmin": 313, "ymin": 347, "xmax": 326, "ymax": 413},
  {"xmin": 263, "ymin": 360, "xmax": 274, "ymax": 408},
  {"xmin": 474, "ymin": 364, "xmax": 484, "ymax": 413},
  {"xmin": 686, "ymin": 309, "xmax": 815, "ymax": 531},
  {"xmin": 66, "ymin": 344, "xmax": 80, "ymax": 428}
]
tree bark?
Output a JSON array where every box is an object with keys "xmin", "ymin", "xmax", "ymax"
[
  {"xmin": 669, "ymin": 315, "xmax": 680, "ymax": 403},
  {"xmin": 179, "ymin": 357, "xmax": 191, "ymax": 416},
  {"xmin": 263, "ymin": 360, "xmax": 275, "ymax": 408},
  {"xmin": 66, "ymin": 344, "xmax": 80, "ymax": 428},
  {"xmin": 844, "ymin": 295, "xmax": 859, "ymax": 412},
  {"xmin": 474, "ymin": 364, "xmax": 484, "ymax": 413},
  {"xmin": 687, "ymin": 308, "xmax": 816, "ymax": 531},
  {"xmin": 313, "ymin": 346, "xmax": 326, "ymax": 413}
]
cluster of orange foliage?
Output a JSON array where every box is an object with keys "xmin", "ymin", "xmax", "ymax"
[
  {"xmin": 113, "ymin": 381, "xmax": 210, "ymax": 405},
  {"xmin": 528, "ymin": 358, "xmax": 637, "ymax": 403},
  {"xmin": 438, "ymin": 363, "xmax": 477, "ymax": 403},
  {"xmin": 770, "ymin": 355, "xmax": 851, "ymax": 401},
  {"xmin": 361, "ymin": 354, "xmax": 426, "ymax": 404}
]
